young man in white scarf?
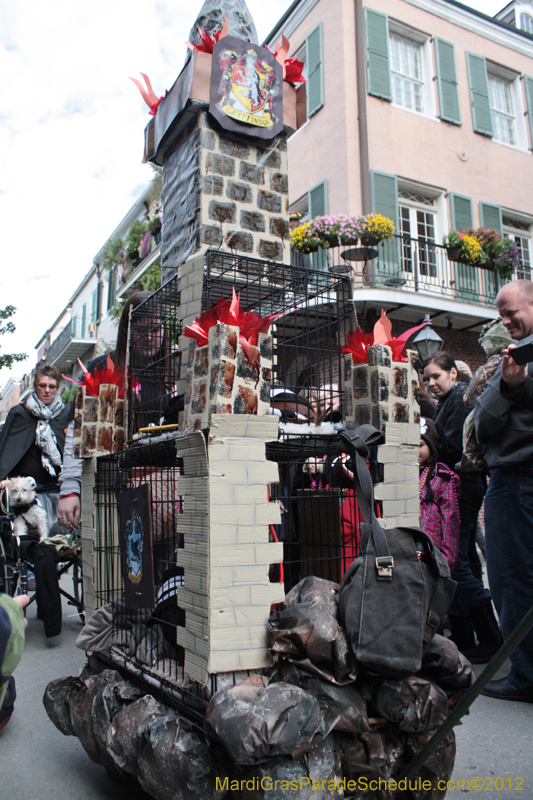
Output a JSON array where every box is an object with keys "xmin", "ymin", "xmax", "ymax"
[{"xmin": 0, "ymin": 365, "xmax": 72, "ymax": 637}]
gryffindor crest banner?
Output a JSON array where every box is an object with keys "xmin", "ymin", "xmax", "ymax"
[{"xmin": 210, "ymin": 35, "xmax": 283, "ymax": 138}]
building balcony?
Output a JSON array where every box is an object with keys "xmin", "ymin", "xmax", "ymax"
[
  {"xmin": 310, "ymin": 235, "xmax": 529, "ymax": 326},
  {"xmin": 46, "ymin": 317, "xmax": 95, "ymax": 373}
]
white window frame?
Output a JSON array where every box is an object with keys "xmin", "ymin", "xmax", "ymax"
[
  {"xmin": 502, "ymin": 212, "xmax": 533, "ymax": 278},
  {"xmin": 486, "ymin": 62, "xmax": 528, "ymax": 152},
  {"xmin": 397, "ymin": 182, "xmax": 447, "ymax": 245},
  {"xmin": 388, "ymin": 21, "xmax": 437, "ymax": 121},
  {"xmin": 519, "ymin": 12, "xmax": 533, "ymax": 33}
]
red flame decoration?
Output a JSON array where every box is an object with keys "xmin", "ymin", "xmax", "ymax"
[
  {"xmin": 267, "ymin": 35, "xmax": 307, "ymax": 85},
  {"xmin": 71, "ymin": 355, "xmax": 128, "ymax": 398},
  {"xmin": 341, "ymin": 310, "xmax": 429, "ymax": 363},
  {"xmin": 129, "ymin": 72, "xmax": 165, "ymax": 116},
  {"xmin": 185, "ymin": 16, "xmax": 229, "ymax": 54},
  {"xmin": 183, "ymin": 288, "xmax": 284, "ymax": 362}
]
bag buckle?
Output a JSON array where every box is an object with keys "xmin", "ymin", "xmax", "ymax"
[{"xmin": 375, "ymin": 556, "xmax": 394, "ymax": 579}]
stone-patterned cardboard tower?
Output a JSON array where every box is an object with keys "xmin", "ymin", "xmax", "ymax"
[
  {"xmin": 143, "ymin": 7, "xmax": 295, "ymax": 682},
  {"xmin": 79, "ymin": 3, "xmax": 420, "ymax": 688},
  {"xmin": 79, "ymin": 3, "xmax": 295, "ymax": 685},
  {"xmin": 342, "ymin": 343, "xmax": 420, "ymax": 530}
]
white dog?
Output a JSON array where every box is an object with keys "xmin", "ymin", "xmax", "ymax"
[{"xmin": 7, "ymin": 477, "xmax": 49, "ymax": 541}]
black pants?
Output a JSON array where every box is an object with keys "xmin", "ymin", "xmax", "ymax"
[{"xmin": 20, "ymin": 534, "xmax": 62, "ymax": 637}]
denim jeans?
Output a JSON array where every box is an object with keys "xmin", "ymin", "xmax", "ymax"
[
  {"xmin": 449, "ymin": 473, "xmax": 490, "ymax": 614},
  {"xmin": 484, "ymin": 464, "xmax": 533, "ymax": 690}
]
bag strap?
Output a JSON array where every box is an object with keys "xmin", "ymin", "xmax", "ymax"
[{"xmin": 338, "ymin": 426, "xmax": 394, "ymax": 581}]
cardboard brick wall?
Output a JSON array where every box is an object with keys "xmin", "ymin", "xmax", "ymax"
[
  {"xmin": 374, "ymin": 422, "xmax": 420, "ymax": 529},
  {"xmin": 175, "ymin": 415, "xmax": 283, "ymax": 684}
]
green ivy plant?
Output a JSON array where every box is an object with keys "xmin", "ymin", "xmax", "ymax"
[
  {"xmin": 60, "ymin": 384, "xmax": 77, "ymax": 404},
  {"xmin": 149, "ymin": 164, "xmax": 162, "ymax": 204},
  {"xmin": 101, "ymin": 237, "xmax": 125, "ymax": 272},
  {"xmin": 125, "ymin": 220, "xmax": 148, "ymax": 259},
  {"xmin": 109, "ymin": 264, "xmax": 161, "ymax": 320}
]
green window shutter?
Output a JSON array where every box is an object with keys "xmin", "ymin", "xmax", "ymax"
[
  {"xmin": 370, "ymin": 171, "xmax": 398, "ymax": 229},
  {"xmin": 370, "ymin": 171, "xmax": 399, "ymax": 279},
  {"xmin": 80, "ymin": 304, "xmax": 86, "ymax": 338},
  {"xmin": 523, "ymin": 75, "xmax": 533, "ymax": 148},
  {"xmin": 434, "ymin": 38, "xmax": 461, "ymax": 125},
  {"xmin": 96, "ymin": 281, "xmax": 102, "ymax": 324},
  {"xmin": 450, "ymin": 195, "xmax": 477, "ymax": 301},
  {"xmin": 308, "ymin": 180, "xmax": 327, "ymax": 271},
  {"xmin": 308, "ymin": 180, "xmax": 327, "ymax": 218},
  {"xmin": 91, "ymin": 290, "xmax": 97, "ymax": 324},
  {"xmin": 107, "ymin": 267, "xmax": 116, "ymax": 312},
  {"xmin": 306, "ymin": 24, "xmax": 324, "ymax": 117},
  {"xmin": 365, "ymin": 9, "xmax": 392, "ymax": 101},
  {"xmin": 465, "ymin": 52, "xmax": 493, "ymax": 136},
  {"xmin": 450, "ymin": 194, "xmax": 473, "ymax": 231},
  {"xmin": 479, "ymin": 202, "xmax": 502, "ymax": 232}
]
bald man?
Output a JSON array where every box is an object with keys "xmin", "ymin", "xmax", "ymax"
[{"xmin": 475, "ymin": 279, "xmax": 533, "ymax": 702}]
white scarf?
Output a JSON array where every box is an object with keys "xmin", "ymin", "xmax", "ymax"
[{"xmin": 25, "ymin": 391, "xmax": 65, "ymax": 477}]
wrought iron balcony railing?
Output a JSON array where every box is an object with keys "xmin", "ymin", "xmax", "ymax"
[{"xmin": 311, "ymin": 235, "xmax": 530, "ymax": 308}]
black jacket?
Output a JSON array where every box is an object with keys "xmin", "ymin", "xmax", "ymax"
[
  {"xmin": 434, "ymin": 382, "xmax": 469, "ymax": 470},
  {"xmin": 0, "ymin": 402, "xmax": 71, "ymax": 481},
  {"xmin": 475, "ymin": 335, "xmax": 533, "ymax": 469}
]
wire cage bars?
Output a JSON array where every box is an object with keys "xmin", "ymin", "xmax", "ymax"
[{"xmin": 92, "ymin": 250, "xmax": 373, "ymax": 710}]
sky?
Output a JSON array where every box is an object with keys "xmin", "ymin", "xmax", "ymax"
[{"xmin": 0, "ymin": 0, "xmax": 513, "ymax": 388}]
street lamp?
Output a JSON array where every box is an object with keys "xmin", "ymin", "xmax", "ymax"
[{"xmin": 411, "ymin": 315, "xmax": 444, "ymax": 361}]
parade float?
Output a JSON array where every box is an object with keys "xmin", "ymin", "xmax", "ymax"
[{"xmin": 44, "ymin": 3, "xmax": 469, "ymax": 797}]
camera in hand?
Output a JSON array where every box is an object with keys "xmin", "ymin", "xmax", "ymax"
[{"xmin": 509, "ymin": 341, "xmax": 533, "ymax": 365}]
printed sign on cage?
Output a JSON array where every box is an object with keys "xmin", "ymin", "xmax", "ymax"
[{"xmin": 118, "ymin": 484, "xmax": 155, "ymax": 609}]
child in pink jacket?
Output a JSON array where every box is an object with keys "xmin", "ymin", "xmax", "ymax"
[{"xmin": 419, "ymin": 417, "xmax": 461, "ymax": 570}]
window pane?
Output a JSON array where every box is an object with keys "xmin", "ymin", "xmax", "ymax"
[
  {"xmin": 390, "ymin": 34, "xmax": 424, "ymax": 113},
  {"xmin": 513, "ymin": 234, "xmax": 531, "ymax": 279},
  {"xmin": 520, "ymin": 14, "xmax": 533, "ymax": 33},
  {"xmin": 488, "ymin": 74, "xmax": 516, "ymax": 145}
]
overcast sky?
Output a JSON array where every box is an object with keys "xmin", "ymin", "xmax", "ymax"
[{"xmin": 0, "ymin": 0, "xmax": 513, "ymax": 388}]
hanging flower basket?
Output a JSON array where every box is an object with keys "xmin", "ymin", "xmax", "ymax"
[
  {"xmin": 446, "ymin": 247, "xmax": 461, "ymax": 263},
  {"xmin": 290, "ymin": 215, "xmax": 362, "ymax": 253},
  {"xmin": 359, "ymin": 213, "xmax": 395, "ymax": 246},
  {"xmin": 443, "ymin": 228, "xmax": 519, "ymax": 277}
]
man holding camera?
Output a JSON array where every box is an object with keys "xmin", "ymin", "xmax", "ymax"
[{"xmin": 475, "ymin": 279, "xmax": 533, "ymax": 702}]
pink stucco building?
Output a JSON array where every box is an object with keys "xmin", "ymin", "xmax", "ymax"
[{"xmin": 266, "ymin": 0, "xmax": 533, "ymax": 366}]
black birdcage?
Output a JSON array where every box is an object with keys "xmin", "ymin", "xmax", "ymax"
[{"xmin": 91, "ymin": 250, "xmax": 372, "ymax": 709}]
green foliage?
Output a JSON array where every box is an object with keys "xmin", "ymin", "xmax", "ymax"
[
  {"xmin": 125, "ymin": 220, "xmax": 148, "ymax": 258},
  {"xmin": 109, "ymin": 264, "xmax": 161, "ymax": 320},
  {"xmin": 60, "ymin": 384, "xmax": 77, "ymax": 404},
  {"xmin": 141, "ymin": 264, "xmax": 161, "ymax": 293},
  {"xmin": 101, "ymin": 237, "xmax": 125, "ymax": 272},
  {"xmin": 110, "ymin": 297, "xmax": 127, "ymax": 321},
  {"xmin": 149, "ymin": 164, "xmax": 162, "ymax": 204},
  {"xmin": 0, "ymin": 306, "xmax": 27, "ymax": 370}
]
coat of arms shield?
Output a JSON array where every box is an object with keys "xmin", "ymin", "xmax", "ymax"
[{"xmin": 210, "ymin": 35, "xmax": 283, "ymax": 139}]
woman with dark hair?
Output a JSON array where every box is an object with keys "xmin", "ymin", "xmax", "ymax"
[
  {"xmin": 57, "ymin": 291, "xmax": 181, "ymax": 528},
  {"xmin": 423, "ymin": 351, "xmax": 502, "ymax": 662}
]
